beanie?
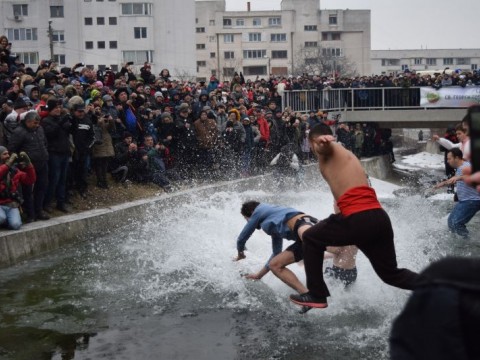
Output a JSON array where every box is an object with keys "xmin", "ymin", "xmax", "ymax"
[{"xmin": 0, "ymin": 146, "xmax": 7, "ymax": 156}]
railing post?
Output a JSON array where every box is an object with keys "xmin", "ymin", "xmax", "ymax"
[{"xmin": 382, "ymin": 88, "xmax": 385, "ymax": 111}]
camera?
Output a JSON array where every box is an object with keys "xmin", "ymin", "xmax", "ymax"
[
  {"xmin": 469, "ymin": 111, "xmax": 480, "ymax": 173},
  {"xmin": 127, "ymin": 61, "xmax": 134, "ymax": 66}
]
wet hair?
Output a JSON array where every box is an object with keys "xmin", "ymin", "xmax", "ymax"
[
  {"xmin": 241, "ymin": 201, "xmax": 260, "ymax": 218},
  {"xmin": 448, "ymin": 148, "xmax": 463, "ymax": 159},
  {"xmin": 308, "ymin": 124, "xmax": 333, "ymax": 141}
]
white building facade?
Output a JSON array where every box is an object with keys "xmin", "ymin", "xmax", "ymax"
[
  {"xmin": 371, "ymin": 49, "xmax": 480, "ymax": 75},
  {"xmin": 195, "ymin": 0, "xmax": 371, "ymax": 81},
  {"xmin": 1, "ymin": 0, "xmax": 196, "ymax": 76}
]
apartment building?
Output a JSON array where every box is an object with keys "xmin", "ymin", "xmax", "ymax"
[
  {"xmin": 195, "ymin": 0, "xmax": 371, "ymax": 81},
  {"xmin": 1, "ymin": 0, "xmax": 196, "ymax": 76},
  {"xmin": 371, "ymin": 49, "xmax": 480, "ymax": 75}
]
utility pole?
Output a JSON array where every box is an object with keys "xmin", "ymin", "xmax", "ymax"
[{"xmin": 48, "ymin": 20, "xmax": 54, "ymax": 60}]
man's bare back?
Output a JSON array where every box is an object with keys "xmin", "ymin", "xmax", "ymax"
[{"xmin": 310, "ymin": 134, "xmax": 369, "ymax": 200}]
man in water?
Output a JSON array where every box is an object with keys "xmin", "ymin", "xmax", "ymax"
[
  {"xmin": 234, "ymin": 201, "xmax": 358, "ymax": 312},
  {"xmin": 434, "ymin": 148, "xmax": 480, "ymax": 238},
  {"xmin": 289, "ymin": 124, "xmax": 420, "ymax": 310}
]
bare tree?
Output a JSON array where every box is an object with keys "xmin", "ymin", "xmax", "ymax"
[
  {"xmin": 292, "ymin": 45, "xmax": 358, "ymax": 78},
  {"xmin": 173, "ymin": 68, "xmax": 197, "ymax": 83}
]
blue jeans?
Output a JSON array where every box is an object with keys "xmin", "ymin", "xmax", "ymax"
[
  {"xmin": 0, "ymin": 205, "xmax": 22, "ymax": 230},
  {"xmin": 448, "ymin": 200, "xmax": 480, "ymax": 237},
  {"xmin": 45, "ymin": 153, "xmax": 70, "ymax": 207}
]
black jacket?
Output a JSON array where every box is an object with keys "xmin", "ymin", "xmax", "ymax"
[
  {"xmin": 71, "ymin": 113, "xmax": 94, "ymax": 154},
  {"xmin": 41, "ymin": 113, "xmax": 72, "ymax": 155},
  {"xmin": 8, "ymin": 122, "xmax": 49, "ymax": 164}
]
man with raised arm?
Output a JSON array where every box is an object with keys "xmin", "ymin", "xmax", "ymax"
[{"xmin": 289, "ymin": 124, "xmax": 420, "ymax": 309}]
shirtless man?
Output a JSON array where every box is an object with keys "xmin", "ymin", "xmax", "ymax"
[
  {"xmin": 234, "ymin": 201, "xmax": 358, "ymax": 312},
  {"xmin": 289, "ymin": 124, "xmax": 420, "ymax": 309}
]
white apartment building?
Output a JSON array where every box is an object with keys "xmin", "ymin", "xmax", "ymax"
[
  {"xmin": 371, "ymin": 49, "xmax": 480, "ymax": 75},
  {"xmin": 195, "ymin": 0, "xmax": 371, "ymax": 81},
  {"xmin": 1, "ymin": 0, "xmax": 196, "ymax": 76}
]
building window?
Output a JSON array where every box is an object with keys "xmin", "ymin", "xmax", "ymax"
[
  {"xmin": 13, "ymin": 4, "xmax": 28, "ymax": 16},
  {"xmin": 305, "ymin": 58, "xmax": 317, "ymax": 65},
  {"xmin": 6, "ymin": 28, "xmax": 37, "ymax": 41},
  {"xmin": 243, "ymin": 49, "xmax": 266, "ymax": 59},
  {"xmin": 271, "ymin": 33, "xmax": 286, "ymax": 42},
  {"xmin": 223, "ymin": 68, "xmax": 235, "ymax": 76},
  {"xmin": 134, "ymin": 27, "xmax": 147, "ymax": 39},
  {"xmin": 401, "ymin": 64, "xmax": 409, "ymax": 71},
  {"xmin": 209, "ymin": 36, "xmax": 216, "ymax": 42},
  {"xmin": 223, "ymin": 18, "xmax": 232, "ymax": 27},
  {"xmin": 97, "ymin": 17, "xmax": 105, "ymax": 25},
  {"xmin": 252, "ymin": 18, "xmax": 261, "ymax": 26},
  {"xmin": 322, "ymin": 48, "xmax": 343, "ymax": 57},
  {"xmin": 457, "ymin": 58, "xmax": 470, "ymax": 65},
  {"xmin": 381, "ymin": 59, "xmax": 400, "ymax": 66},
  {"xmin": 196, "ymin": 44, "xmax": 206, "ymax": 50},
  {"xmin": 210, "ymin": 52, "xmax": 216, "ymax": 58},
  {"xmin": 472, "ymin": 64, "xmax": 478, "ymax": 70},
  {"xmin": 109, "ymin": 41, "xmax": 117, "ymax": 49},
  {"xmin": 224, "ymin": 34, "xmax": 234, "ymax": 43},
  {"xmin": 97, "ymin": 41, "xmax": 106, "ymax": 49},
  {"xmin": 414, "ymin": 58, "xmax": 422, "ymax": 65},
  {"xmin": 243, "ymin": 66, "xmax": 267, "ymax": 76},
  {"xmin": 443, "ymin": 58, "xmax": 453, "ymax": 65},
  {"xmin": 197, "ymin": 61, "xmax": 207, "ymax": 67},
  {"xmin": 122, "ymin": 50, "xmax": 154, "ymax": 64},
  {"xmin": 209, "ymin": 20, "xmax": 215, "ymax": 26},
  {"xmin": 121, "ymin": 3, "xmax": 152, "ymax": 16},
  {"xmin": 268, "ymin": 17, "xmax": 281, "ymax": 26},
  {"xmin": 305, "ymin": 41, "xmax": 317, "ymax": 47},
  {"xmin": 304, "ymin": 25, "xmax": 317, "ymax": 31},
  {"xmin": 196, "ymin": 27, "xmax": 205, "ymax": 33},
  {"xmin": 16, "ymin": 52, "xmax": 38, "ymax": 65},
  {"xmin": 248, "ymin": 33, "xmax": 262, "ymax": 42},
  {"xmin": 211, "ymin": 69, "xmax": 216, "ymax": 76},
  {"xmin": 85, "ymin": 41, "xmax": 94, "ymax": 49},
  {"xmin": 426, "ymin": 58, "xmax": 436, "ymax": 66},
  {"xmin": 85, "ymin": 17, "xmax": 93, "ymax": 25},
  {"xmin": 224, "ymin": 51, "xmax": 234, "ymax": 59},
  {"xmin": 272, "ymin": 50, "xmax": 287, "ymax": 59},
  {"xmin": 236, "ymin": 18, "xmax": 244, "ymax": 26},
  {"xmin": 50, "ymin": 6, "xmax": 64, "ymax": 18},
  {"xmin": 329, "ymin": 15, "xmax": 337, "ymax": 25},
  {"xmin": 53, "ymin": 54, "xmax": 66, "ymax": 65},
  {"xmin": 52, "ymin": 31, "xmax": 65, "ymax": 42},
  {"xmin": 323, "ymin": 32, "xmax": 341, "ymax": 41},
  {"xmin": 332, "ymin": 33, "xmax": 341, "ymax": 40},
  {"xmin": 109, "ymin": 17, "xmax": 117, "ymax": 25}
]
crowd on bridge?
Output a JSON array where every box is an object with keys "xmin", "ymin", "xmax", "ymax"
[{"xmin": 1, "ymin": 34, "xmax": 477, "ymax": 231}]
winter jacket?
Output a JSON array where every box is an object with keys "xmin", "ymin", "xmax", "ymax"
[
  {"xmin": 8, "ymin": 122, "xmax": 49, "ymax": 164},
  {"xmin": 0, "ymin": 163, "xmax": 36, "ymax": 205},
  {"xmin": 41, "ymin": 113, "xmax": 72, "ymax": 155}
]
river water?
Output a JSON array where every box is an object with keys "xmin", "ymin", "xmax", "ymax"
[{"xmin": 0, "ymin": 169, "xmax": 479, "ymax": 360}]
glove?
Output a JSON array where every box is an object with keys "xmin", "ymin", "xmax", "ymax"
[
  {"xmin": 18, "ymin": 152, "xmax": 31, "ymax": 166},
  {"xmin": 6, "ymin": 153, "xmax": 18, "ymax": 167}
]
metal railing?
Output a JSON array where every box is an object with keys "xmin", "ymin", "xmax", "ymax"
[{"xmin": 282, "ymin": 86, "xmax": 443, "ymax": 113}]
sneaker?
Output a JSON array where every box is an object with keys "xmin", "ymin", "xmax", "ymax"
[
  {"xmin": 289, "ymin": 292, "xmax": 328, "ymax": 309},
  {"xmin": 56, "ymin": 204, "xmax": 70, "ymax": 213},
  {"xmin": 298, "ymin": 305, "xmax": 313, "ymax": 314}
]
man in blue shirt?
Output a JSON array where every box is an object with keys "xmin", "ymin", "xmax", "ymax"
[
  {"xmin": 434, "ymin": 148, "xmax": 480, "ymax": 238},
  {"xmin": 234, "ymin": 201, "xmax": 357, "ymax": 310}
]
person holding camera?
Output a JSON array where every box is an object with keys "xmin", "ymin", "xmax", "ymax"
[
  {"xmin": 92, "ymin": 106, "xmax": 115, "ymax": 189},
  {"xmin": 0, "ymin": 147, "xmax": 35, "ymax": 229},
  {"xmin": 8, "ymin": 111, "xmax": 49, "ymax": 222},
  {"xmin": 42, "ymin": 97, "xmax": 72, "ymax": 212}
]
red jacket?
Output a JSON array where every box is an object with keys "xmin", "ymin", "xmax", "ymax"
[
  {"xmin": 256, "ymin": 116, "xmax": 270, "ymax": 142},
  {"xmin": 0, "ymin": 164, "xmax": 36, "ymax": 205}
]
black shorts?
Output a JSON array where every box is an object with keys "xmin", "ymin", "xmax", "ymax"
[
  {"xmin": 285, "ymin": 241, "xmax": 303, "ymax": 262},
  {"xmin": 293, "ymin": 215, "xmax": 319, "ymax": 242},
  {"xmin": 324, "ymin": 265, "xmax": 358, "ymax": 287}
]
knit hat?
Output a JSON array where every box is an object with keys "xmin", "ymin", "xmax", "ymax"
[
  {"xmin": 0, "ymin": 146, "xmax": 7, "ymax": 157},
  {"xmin": 177, "ymin": 103, "xmax": 189, "ymax": 112},
  {"xmin": 154, "ymin": 91, "xmax": 163, "ymax": 98},
  {"xmin": 160, "ymin": 112, "xmax": 172, "ymax": 120},
  {"xmin": 102, "ymin": 95, "xmax": 113, "ymax": 102},
  {"xmin": 13, "ymin": 98, "xmax": 28, "ymax": 110},
  {"xmin": 123, "ymin": 131, "xmax": 133, "ymax": 139},
  {"xmin": 46, "ymin": 98, "xmax": 62, "ymax": 111}
]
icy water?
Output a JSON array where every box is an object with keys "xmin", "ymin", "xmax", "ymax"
[{"xmin": 0, "ymin": 174, "xmax": 479, "ymax": 360}]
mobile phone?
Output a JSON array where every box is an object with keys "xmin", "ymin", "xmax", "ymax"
[
  {"xmin": 469, "ymin": 112, "xmax": 480, "ymax": 173},
  {"xmin": 127, "ymin": 61, "xmax": 134, "ymax": 66}
]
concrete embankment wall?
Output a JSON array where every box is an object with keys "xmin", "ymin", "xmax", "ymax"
[{"xmin": 0, "ymin": 158, "xmax": 393, "ymax": 268}]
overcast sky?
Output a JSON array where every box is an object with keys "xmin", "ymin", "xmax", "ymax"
[{"xmin": 224, "ymin": 0, "xmax": 480, "ymax": 50}]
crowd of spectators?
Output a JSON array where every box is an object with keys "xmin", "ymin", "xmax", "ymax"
[{"xmin": 0, "ymin": 34, "xmax": 430, "ymax": 230}]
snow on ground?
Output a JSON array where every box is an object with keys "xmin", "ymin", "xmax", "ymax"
[
  {"xmin": 393, "ymin": 151, "xmax": 444, "ymax": 172},
  {"xmin": 370, "ymin": 178, "xmax": 403, "ymax": 199}
]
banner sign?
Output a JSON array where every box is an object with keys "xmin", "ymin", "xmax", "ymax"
[{"xmin": 420, "ymin": 87, "xmax": 480, "ymax": 107}]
